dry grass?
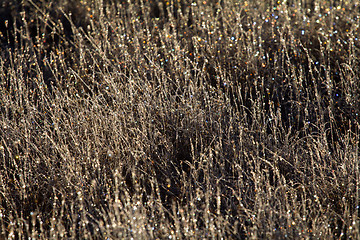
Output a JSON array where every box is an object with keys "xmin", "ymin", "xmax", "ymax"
[{"xmin": 0, "ymin": 0, "xmax": 359, "ymax": 239}]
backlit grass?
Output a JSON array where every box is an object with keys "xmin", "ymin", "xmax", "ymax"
[{"xmin": 0, "ymin": 0, "xmax": 359, "ymax": 238}]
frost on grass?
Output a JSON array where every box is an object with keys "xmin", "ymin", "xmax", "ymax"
[{"xmin": 0, "ymin": 0, "xmax": 359, "ymax": 239}]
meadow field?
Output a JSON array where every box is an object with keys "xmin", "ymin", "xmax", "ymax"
[{"xmin": 0, "ymin": 0, "xmax": 359, "ymax": 238}]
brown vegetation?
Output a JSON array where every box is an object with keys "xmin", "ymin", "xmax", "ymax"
[{"xmin": 0, "ymin": 0, "xmax": 359, "ymax": 238}]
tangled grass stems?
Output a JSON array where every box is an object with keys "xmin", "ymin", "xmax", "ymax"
[{"xmin": 0, "ymin": 0, "xmax": 359, "ymax": 239}]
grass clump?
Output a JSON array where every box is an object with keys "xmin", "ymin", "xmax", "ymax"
[{"xmin": 0, "ymin": 0, "xmax": 359, "ymax": 239}]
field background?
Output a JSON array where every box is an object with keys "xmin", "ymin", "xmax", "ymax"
[{"xmin": 0, "ymin": 0, "xmax": 359, "ymax": 239}]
